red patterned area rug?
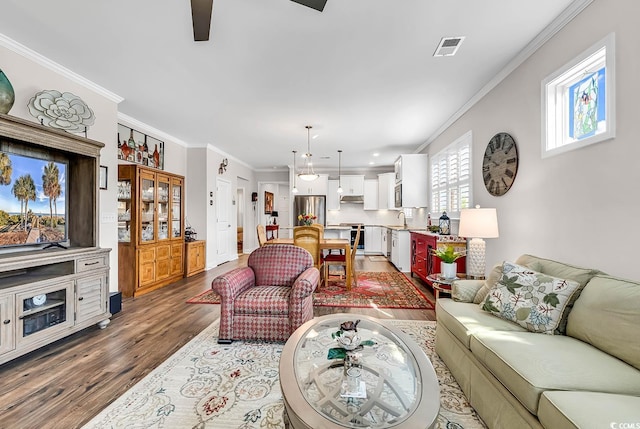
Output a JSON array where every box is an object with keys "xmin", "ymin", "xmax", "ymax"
[
  {"xmin": 186, "ymin": 289, "xmax": 221, "ymax": 304},
  {"xmin": 314, "ymin": 271, "xmax": 434, "ymax": 310},
  {"xmin": 186, "ymin": 271, "xmax": 434, "ymax": 310}
]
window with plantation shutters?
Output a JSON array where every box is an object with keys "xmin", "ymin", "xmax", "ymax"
[{"xmin": 430, "ymin": 131, "xmax": 472, "ymax": 218}]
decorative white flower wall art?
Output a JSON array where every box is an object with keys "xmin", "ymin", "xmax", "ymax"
[{"xmin": 28, "ymin": 90, "xmax": 95, "ymax": 134}]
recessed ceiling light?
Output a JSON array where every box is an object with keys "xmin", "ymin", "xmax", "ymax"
[
  {"xmin": 369, "ymin": 161, "xmax": 375, "ymax": 165},
  {"xmin": 434, "ymin": 36, "xmax": 465, "ymax": 57},
  {"xmin": 372, "ymin": 152, "xmax": 379, "ymax": 157}
]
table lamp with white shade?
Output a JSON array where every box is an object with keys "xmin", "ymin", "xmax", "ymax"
[{"xmin": 457, "ymin": 206, "xmax": 499, "ymax": 279}]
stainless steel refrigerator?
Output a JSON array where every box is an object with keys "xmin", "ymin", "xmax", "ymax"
[{"xmin": 293, "ymin": 195, "xmax": 326, "ymax": 226}]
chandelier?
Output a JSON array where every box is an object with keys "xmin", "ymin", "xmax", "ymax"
[{"xmin": 298, "ymin": 125, "xmax": 319, "ymax": 182}]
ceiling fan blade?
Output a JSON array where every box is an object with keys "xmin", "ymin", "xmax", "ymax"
[
  {"xmin": 191, "ymin": 0, "xmax": 213, "ymax": 41},
  {"xmin": 290, "ymin": 0, "xmax": 327, "ymax": 12}
]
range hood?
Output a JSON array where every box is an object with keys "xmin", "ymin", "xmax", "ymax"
[{"xmin": 340, "ymin": 195, "xmax": 364, "ymax": 204}]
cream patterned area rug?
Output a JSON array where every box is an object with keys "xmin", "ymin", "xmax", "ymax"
[{"xmin": 83, "ymin": 320, "xmax": 485, "ymax": 429}]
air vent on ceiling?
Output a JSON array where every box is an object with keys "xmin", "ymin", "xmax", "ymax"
[{"xmin": 433, "ymin": 36, "xmax": 465, "ymax": 57}]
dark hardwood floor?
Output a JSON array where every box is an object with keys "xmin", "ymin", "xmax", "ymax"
[{"xmin": 0, "ymin": 254, "xmax": 436, "ymax": 429}]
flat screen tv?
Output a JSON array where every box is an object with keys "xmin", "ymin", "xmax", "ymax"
[{"xmin": 0, "ymin": 148, "xmax": 68, "ymax": 249}]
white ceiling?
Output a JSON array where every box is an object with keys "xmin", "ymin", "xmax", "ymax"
[{"xmin": 0, "ymin": 0, "xmax": 579, "ymax": 171}]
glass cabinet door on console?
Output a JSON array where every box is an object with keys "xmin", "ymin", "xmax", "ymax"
[{"xmin": 16, "ymin": 282, "xmax": 74, "ymax": 347}]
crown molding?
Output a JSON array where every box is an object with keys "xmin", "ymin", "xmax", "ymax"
[
  {"xmin": 417, "ymin": 0, "xmax": 595, "ymax": 152},
  {"xmin": 0, "ymin": 33, "xmax": 123, "ymax": 104},
  {"xmin": 204, "ymin": 144, "xmax": 254, "ymax": 170},
  {"xmin": 117, "ymin": 112, "xmax": 189, "ymax": 147}
]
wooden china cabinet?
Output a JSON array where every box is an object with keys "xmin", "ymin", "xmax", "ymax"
[{"xmin": 117, "ymin": 164, "xmax": 185, "ymax": 297}]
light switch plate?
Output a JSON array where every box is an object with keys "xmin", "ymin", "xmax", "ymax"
[{"xmin": 101, "ymin": 213, "xmax": 116, "ymax": 223}]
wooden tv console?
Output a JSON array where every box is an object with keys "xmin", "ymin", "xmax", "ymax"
[
  {"xmin": 0, "ymin": 113, "xmax": 111, "ymax": 365},
  {"xmin": 0, "ymin": 247, "xmax": 111, "ymax": 365}
]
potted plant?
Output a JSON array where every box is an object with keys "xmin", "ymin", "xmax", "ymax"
[{"xmin": 433, "ymin": 245, "xmax": 465, "ymax": 279}]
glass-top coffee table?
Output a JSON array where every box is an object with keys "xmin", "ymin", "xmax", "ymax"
[{"xmin": 279, "ymin": 314, "xmax": 440, "ymax": 428}]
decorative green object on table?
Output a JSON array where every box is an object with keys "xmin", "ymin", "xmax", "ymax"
[
  {"xmin": 0, "ymin": 68, "xmax": 15, "ymax": 114},
  {"xmin": 327, "ymin": 341, "xmax": 376, "ymax": 360},
  {"xmin": 433, "ymin": 245, "xmax": 465, "ymax": 263},
  {"xmin": 329, "ymin": 320, "xmax": 375, "ymax": 359}
]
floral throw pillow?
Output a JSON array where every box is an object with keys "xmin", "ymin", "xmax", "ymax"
[{"xmin": 481, "ymin": 261, "xmax": 581, "ymax": 334}]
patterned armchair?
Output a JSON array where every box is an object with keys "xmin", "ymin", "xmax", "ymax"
[{"xmin": 211, "ymin": 244, "xmax": 319, "ymax": 343}]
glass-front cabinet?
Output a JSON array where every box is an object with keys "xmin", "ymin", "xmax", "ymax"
[
  {"xmin": 171, "ymin": 178, "xmax": 183, "ymax": 239},
  {"xmin": 117, "ymin": 177, "xmax": 132, "ymax": 243},
  {"xmin": 118, "ymin": 166, "xmax": 183, "ymax": 245},
  {"xmin": 16, "ymin": 282, "xmax": 74, "ymax": 345},
  {"xmin": 140, "ymin": 171, "xmax": 156, "ymax": 244},
  {"xmin": 117, "ymin": 164, "xmax": 185, "ymax": 298}
]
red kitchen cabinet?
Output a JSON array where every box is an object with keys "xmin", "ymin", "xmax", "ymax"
[{"xmin": 410, "ymin": 232, "xmax": 466, "ymax": 284}]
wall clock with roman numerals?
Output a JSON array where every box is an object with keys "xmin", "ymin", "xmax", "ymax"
[{"xmin": 482, "ymin": 132, "xmax": 519, "ymax": 196}]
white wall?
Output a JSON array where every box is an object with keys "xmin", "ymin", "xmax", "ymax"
[
  {"xmin": 186, "ymin": 146, "xmax": 257, "ymax": 268},
  {"xmin": 424, "ymin": 0, "xmax": 639, "ymax": 280}
]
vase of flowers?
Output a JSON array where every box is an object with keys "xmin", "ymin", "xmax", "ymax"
[
  {"xmin": 298, "ymin": 213, "xmax": 317, "ymax": 226},
  {"xmin": 433, "ymin": 245, "xmax": 465, "ymax": 279}
]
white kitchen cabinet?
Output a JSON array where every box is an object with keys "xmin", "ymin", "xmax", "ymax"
[
  {"xmin": 327, "ymin": 180, "xmax": 340, "ymax": 210},
  {"xmin": 390, "ymin": 229, "xmax": 411, "ymax": 272},
  {"xmin": 365, "ymin": 226, "xmax": 382, "ymax": 254},
  {"xmin": 377, "ymin": 172, "xmax": 396, "ymax": 210},
  {"xmin": 394, "ymin": 154, "xmax": 428, "ymax": 208},
  {"xmin": 296, "ymin": 174, "xmax": 329, "ymax": 195},
  {"xmin": 380, "ymin": 227, "xmax": 389, "ymax": 257},
  {"xmin": 339, "ymin": 175, "xmax": 365, "ymax": 196},
  {"xmin": 324, "ymin": 227, "xmax": 351, "ymax": 240},
  {"xmin": 363, "ymin": 180, "xmax": 378, "ymax": 210}
]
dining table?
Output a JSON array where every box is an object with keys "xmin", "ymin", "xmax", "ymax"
[{"xmin": 265, "ymin": 238, "xmax": 352, "ymax": 290}]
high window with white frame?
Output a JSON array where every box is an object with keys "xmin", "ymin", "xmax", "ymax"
[
  {"xmin": 430, "ymin": 131, "xmax": 472, "ymax": 218},
  {"xmin": 542, "ymin": 33, "xmax": 615, "ymax": 158}
]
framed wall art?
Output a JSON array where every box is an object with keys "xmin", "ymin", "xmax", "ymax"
[
  {"xmin": 264, "ymin": 191, "xmax": 274, "ymax": 214},
  {"xmin": 117, "ymin": 123, "xmax": 164, "ymax": 169},
  {"xmin": 541, "ymin": 33, "xmax": 615, "ymax": 158}
]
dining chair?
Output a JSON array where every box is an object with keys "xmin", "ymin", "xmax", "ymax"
[
  {"xmin": 310, "ymin": 223, "xmax": 330, "ymax": 257},
  {"xmin": 310, "ymin": 223, "xmax": 324, "ymax": 237},
  {"xmin": 323, "ymin": 224, "xmax": 360, "ymax": 289},
  {"xmin": 257, "ymin": 224, "xmax": 267, "ymax": 247},
  {"xmin": 293, "ymin": 226, "xmax": 322, "ymax": 270}
]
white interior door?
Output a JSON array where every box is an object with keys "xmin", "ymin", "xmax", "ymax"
[{"xmin": 216, "ymin": 178, "xmax": 232, "ymax": 264}]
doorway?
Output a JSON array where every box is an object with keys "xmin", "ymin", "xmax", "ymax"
[{"xmin": 216, "ymin": 177, "xmax": 232, "ymax": 265}]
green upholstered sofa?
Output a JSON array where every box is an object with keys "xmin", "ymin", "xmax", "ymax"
[{"xmin": 435, "ymin": 254, "xmax": 640, "ymax": 429}]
